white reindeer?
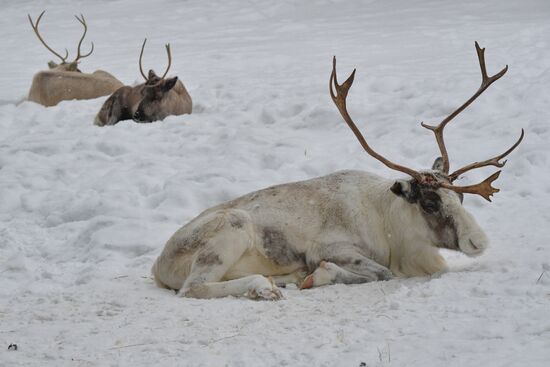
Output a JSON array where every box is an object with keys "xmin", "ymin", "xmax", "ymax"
[
  {"xmin": 27, "ymin": 11, "xmax": 123, "ymax": 107},
  {"xmin": 152, "ymin": 43, "xmax": 523, "ymax": 300}
]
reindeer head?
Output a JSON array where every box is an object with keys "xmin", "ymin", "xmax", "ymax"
[
  {"xmin": 389, "ymin": 159, "xmax": 488, "ymax": 255},
  {"xmin": 134, "ymin": 71, "xmax": 179, "ymax": 123},
  {"xmin": 330, "ymin": 43, "xmax": 524, "ymax": 256},
  {"xmin": 132, "ymin": 39, "xmax": 179, "ymax": 123},
  {"xmin": 28, "ymin": 11, "xmax": 94, "ymax": 73}
]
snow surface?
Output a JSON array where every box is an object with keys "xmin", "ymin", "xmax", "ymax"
[{"xmin": 1, "ymin": 0, "xmax": 549, "ymax": 366}]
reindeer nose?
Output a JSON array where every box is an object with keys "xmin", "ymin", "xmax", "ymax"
[{"xmin": 133, "ymin": 110, "xmax": 142, "ymax": 120}]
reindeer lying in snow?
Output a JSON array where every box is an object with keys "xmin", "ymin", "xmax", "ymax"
[
  {"xmin": 94, "ymin": 39, "xmax": 192, "ymax": 126},
  {"xmin": 152, "ymin": 43, "xmax": 524, "ymax": 300},
  {"xmin": 27, "ymin": 11, "xmax": 123, "ymax": 107}
]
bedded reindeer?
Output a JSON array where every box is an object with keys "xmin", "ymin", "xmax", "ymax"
[
  {"xmin": 27, "ymin": 11, "xmax": 123, "ymax": 107},
  {"xmin": 152, "ymin": 43, "xmax": 524, "ymax": 300},
  {"xmin": 94, "ymin": 39, "xmax": 192, "ymax": 126}
]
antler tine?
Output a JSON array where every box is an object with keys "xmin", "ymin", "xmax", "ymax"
[
  {"xmin": 73, "ymin": 14, "xmax": 94, "ymax": 62},
  {"xmin": 421, "ymin": 42, "xmax": 509, "ymax": 174},
  {"xmin": 28, "ymin": 10, "xmax": 69, "ymax": 63},
  {"xmin": 138, "ymin": 40, "xmax": 172, "ymax": 81},
  {"xmin": 139, "ymin": 38, "xmax": 148, "ymax": 80},
  {"xmin": 330, "ymin": 56, "xmax": 423, "ymax": 182},
  {"xmin": 160, "ymin": 43, "xmax": 172, "ymax": 79},
  {"xmin": 440, "ymin": 171, "xmax": 501, "ymax": 202},
  {"xmin": 449, "ymin": 128, "xmax": 524, "ymax": 181}
]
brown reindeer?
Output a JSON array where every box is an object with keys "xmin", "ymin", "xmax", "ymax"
[
  {"xmin": 94, "ymin": 39, "xmax": 192, "ymax": 126},
  {"xmin": 27, "ymin": 11, "xmax": 123, "ymax": 107}
]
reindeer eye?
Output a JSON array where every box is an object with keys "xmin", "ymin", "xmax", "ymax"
[
  {"xmin": 420, "ymin": 191, "xmax": 441, "ymax": 213},
  {"xmin": 421, "ymin": 200, "xmax": 439, "ymax": 213}
]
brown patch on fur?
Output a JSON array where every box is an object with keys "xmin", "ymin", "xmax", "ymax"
[
  {"xmin": 172, "ymin": 228, "xmax": 206, "ymax": 256},
  {"xmin": 422, "ymin": 212, "xmax": 459, "ymax": 250},
  {"xmin": 196, "ymin": 251, "xmax": 223, "ymax": 266},
  {"xmin": 228, "ymin": 214, "xmax": 243, "ymax": 229},
  {"xmin": 402, "ymin": 184, "xmax": 460, "ymax": 251},
  {"xmin": 262, "ymin": 227, "xmax": 304, "ymax": 266}
]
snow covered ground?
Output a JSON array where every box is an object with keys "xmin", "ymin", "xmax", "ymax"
[{"xmin": 1, "ymin": 0, "xmax": 549, "ymax": 365}]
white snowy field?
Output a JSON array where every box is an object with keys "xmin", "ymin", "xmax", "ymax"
[{"xmin": 1, "ymin": 0, "xmax": 549, "ymax": 365}]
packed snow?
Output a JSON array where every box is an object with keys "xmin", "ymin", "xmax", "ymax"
[{"xmin": 1, "ymin": 0, "xmax": 549, "ymax": 366}]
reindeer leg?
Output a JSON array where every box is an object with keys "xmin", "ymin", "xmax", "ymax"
[
  {"xmin": 301, "ymin": 242, "xmax": 392, "ymax": 289},
  {"xmin": 271, "ymin": 269, "xmax": 308, "ymax": 288},
  {"xmin": 95, "ymin": 94, "xmax": 118, "ymax": 126},
  {"xmin": 182, "ymin": 275, "xmax": 283, "ymax": 300},
  {"xmin": 334, "ymin": 256, "xmax": 393, "ymax": 281},
  {"xmin": 301, "ymin": 261, "xmax": 376, "ymax": 289},
  {"xmin": 94, "ymin": 87, "xmax": 131, "ymax": 126},
  {"xmin": 178, "ymin": 214, "xmax": 282, "ymax": 300}
]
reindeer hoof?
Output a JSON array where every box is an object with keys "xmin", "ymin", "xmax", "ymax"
[
  {"xmin": 300, "ymin": 275, "xmax": 315, "ymax": 289},
  {"xmin": 250, "ymin": 287, "xmax": 283, "ymax": 301},
  {"xmin": 377, "ymin": 268, "xmax": 394, "ymax": 281},
  {"xmin": 247, "ymin": 276, "xmax": 283, "ymax": 300},
  {"xmin": 261, "ymin": 288, "xmax": 283, "ymax": 300},
  {"xmin": 300, "ymin": 261, "xmax": 331, "ymax": 289}
]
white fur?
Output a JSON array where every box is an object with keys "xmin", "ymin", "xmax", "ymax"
[{"xmin": 153, "ymin": 170, "xmax": 489, "ymax": 299}]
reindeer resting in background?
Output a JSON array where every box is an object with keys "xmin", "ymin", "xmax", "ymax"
[
  {"xmin": 27, "ymin": 11, "xmax": 123, "ymax": 107},
  {"xmin": 94, "ymin": 39, "xmax": 192, "ymax": 126},
  {"xmin": 153, "ymin": 43, "xmax": 524, "ymax": 300}
]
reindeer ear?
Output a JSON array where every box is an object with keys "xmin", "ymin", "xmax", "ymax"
[
  {"xmin": 48, "ymin": 61, "xmax": 58, "ymax": 69},
  {"xmin": 390, "ymin": 180, "xmax": 419, "ymax": 203},
  {"xmin": 148, "ymin": 69, "xmax": 158, "ymax": 80},
  {"xmin": 161, "ymin": 77, "xmax": 178, "ymax": 92},
  {"xmin": 67, "ymin": 62, "xmax": 79, "ymax": 72},
  {"xmin": 432, "ymin": 157, "xmax": 444, "ymax": 172}
]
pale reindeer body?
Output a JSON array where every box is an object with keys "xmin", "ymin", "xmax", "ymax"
[
  {"xmin": 153, "ymin": 170, "xmax": 486, "ymax": 299},
  {"xmin": 27, "ymin": 11, "xmax": 123, "ymax": 107},
  {"xmin": 28, "ymin": 69, "xmax": 123, "ymax": 107}
]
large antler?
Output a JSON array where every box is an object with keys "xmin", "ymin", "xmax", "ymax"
[
  {"xmin": 28, "ymin": 10, "xmax": 69, "ymax": 64},
  {"xmin": 72, "ymin": 14, "xmax": 94, "ymax": 63},
  {"xmin": 331, "ymin": 43, "xmax": 523, "ymax": 202},
  {"xmin": 29, "ymin": 11, "xmax": 94, "ymax": 66},
  {"xmin": 448, "ymin": 129, "xmax": 524, "ymax": 182},
  {"xmin": 423, "ymin": 42, "xmax": 523, "ymax": 200},
  {"xmin": 139, "ymin": 38, "xmax": 172, "ymax": 81},
  {"xmin": 330, "ymin": 56, "xmax": 424, "ymax": 182},
  {"xmin": 420, "ymin": 42, "xmax": 508, "ymax": 174},
  {"xmin": 439, "ymin": 172, "xmax": 501, "ymax": 202}
]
